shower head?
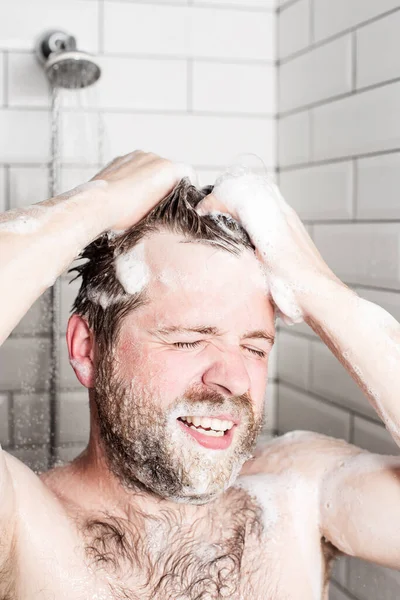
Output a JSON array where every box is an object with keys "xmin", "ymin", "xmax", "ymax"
[{"xmin": 35, "ymin": 30, "xmax": 101, "ymax": 89}]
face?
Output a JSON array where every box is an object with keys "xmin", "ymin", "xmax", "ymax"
[{"xmin": 94, "ymin": 231, "xmax": 275, "ymax": 504}]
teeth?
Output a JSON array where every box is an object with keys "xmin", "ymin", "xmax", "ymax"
[
  {"xmin": 180, "ymin": 416, "xmax": 235, "ymax": 432},
  {"xmin": 189, "ymin": 425, "xmax": 224, "ymax": 437}
]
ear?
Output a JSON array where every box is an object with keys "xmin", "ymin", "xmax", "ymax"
[{"xmin": 66, "ymin": 314, "xmax": 96, "ymax": 388}]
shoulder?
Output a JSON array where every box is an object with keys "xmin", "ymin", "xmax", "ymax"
[{"xmin": 242, "ymin": 430, "xmax": 363, "ymax": 481}]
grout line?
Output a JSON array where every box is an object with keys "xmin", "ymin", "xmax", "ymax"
[
  {"xmin": 280, "ymin": 147, "xmax": 400, "ymax": 172},
  {"xmin": 190, "ymin": 1, "xmax": 277, "ymax": 12},
  {"xmin": 279, "ymin": 74, "xmax": 400, "ymax": 120},
  {"xmin": 279, "ymin": 6, "xmax": 400, "ymax": 66},
  {"xmin": 278, "ymin": 0, "xmax": 302, "ymax": 14}
]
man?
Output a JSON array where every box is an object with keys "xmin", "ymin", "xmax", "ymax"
[{"xmin": 0, "ymin": 150, "xmax": 399, "ymax": 600}]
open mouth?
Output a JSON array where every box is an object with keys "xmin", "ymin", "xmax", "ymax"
[{"xmin": 177, "ymin": 416, "xmax": 237, "ymax": 449}]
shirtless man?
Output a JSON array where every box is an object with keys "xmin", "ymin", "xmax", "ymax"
[{"xmin": 0, "ymin": 151, "xmax": 400, "ymax": 600}]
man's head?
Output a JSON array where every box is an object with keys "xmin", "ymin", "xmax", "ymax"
[{"xmin": 67, "ymin": 179, "xmax": 275, "ymax": 504}]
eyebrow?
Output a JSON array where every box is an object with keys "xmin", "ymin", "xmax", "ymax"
[{"xmin": 150, "ymin": 325, "xmax": 275, "ymax": 344}]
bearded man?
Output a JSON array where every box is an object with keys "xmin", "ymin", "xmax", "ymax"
[{"xmin": 0, "ymin": 151, "xmax": 400, "ymax": 600}]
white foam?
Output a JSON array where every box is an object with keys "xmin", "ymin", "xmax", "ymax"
[
  {"xmin": 70, "ymin": 358, "xmax": 91, "ymax": 379},
  {"xmin": 234, "ymin": 473, "xmax": 279, "ymax": 533},
  {"xmin": 114, "ymin": 242, "xmax": 150, "ymax": 295}
]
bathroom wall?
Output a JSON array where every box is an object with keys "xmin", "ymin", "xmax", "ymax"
[
  {"xmin": 276, "ymin": 1, "xmax": 400, "ymax": 599},
  {"xmin": 0, "ymin": 0, "xmax": 277, "ymax": 470}
]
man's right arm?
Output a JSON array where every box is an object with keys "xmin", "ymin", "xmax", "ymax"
[{"xmin": 0, "ymin": 151, "xmax": 193, "ymax": 346}]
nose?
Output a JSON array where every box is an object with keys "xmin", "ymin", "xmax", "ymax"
[{"xmin": 201, "ymin": 346, "xmax": 251, "ymax": 398}]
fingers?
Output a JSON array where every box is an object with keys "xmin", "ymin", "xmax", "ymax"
[{"xmin": 196, "ymin": 193, "xmax": 230, "ymax": 217}]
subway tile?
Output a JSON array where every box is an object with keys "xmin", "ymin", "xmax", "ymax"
[
  {"xmin": 8, "ymin": 52, "xmax": 50, "ymax": 107},
  {"xmin": 357, "ymin": 153, "xmax": 400, "ymax": 220},
  {"xmin": 60, "ymin": 166, "xmax": 99, "ymax": 194},
  {"xmin": 189, "ymin": 7, "xmax": 275, "ymax": 61},
  {"xmin": 280, "ymin": 35, "xmax": 352, "ymax": 112},
  {"xmin": 60, "ymin": 111, "xmax": 99, "ymax": 165},
  {"xmin": 280, "ymin": 162, "xmax": 353, "ymax": 220},
  {"xmin": 56, "ymin": 443, "xmax": 86, "ymax": 464},
  {"xmin": 331, "ymin": 556, "xmax": 347, "ymax": 587},
  {"xmin": 0, "ymin": 394, "xmax": 10, "ymax": 447},
  {"xmin": 310, "ymin": 340, "xmax": 379, "ymax": 420},
  {"xmin": 0, "ymin": 337, "xmax": 50, "ymax": 393},
  {"xmin": 347, "ymin": 557, "xmax": 400, "ymax": 600},
  {"xmin": 12, "ymin": 292, "xmax": 51, "ymax": 337},
  {"xmin": 0, "ymin": 52, "xmax": 4, "ymax": 106},
  {"xmin": 279, "ymin": 0, "xmax": 310, "ymax": 59},
  {"xmin": 13, "ymin": 393, "xmax": 50, "ymax": 445},
  {"xmin": 357, "ymin": 11, "xmax": 400, "ymax": 89},
  {"xmin": 9, "ymin": 167, "xmax": 49, "ymax": 209},
  {"xmin": 313, "ymin": 82, "xmax": 400, "ymax": 161},
  {"xmin": 96, "ymin": 56, "xmax": 187, "ymax": 111},
  {"xmin": 353, "ymin": 417, "xmax": 400, "ymax": 455},
  {"xmin": 268, "ymin": 344, "xmax": 278, "ymax": 381},
  {"xmin": 277, "ymin": 383, "xmax": 351, "ymax": 440},
  {"xmin": 314, "ymin": 0, "xmax": 400, "ymax": 43},
  {"xmin": 104, "ymin": 3, "xmax": 187, "ymax": 56},
  {"xmin": 277, "ymin": 331, "xmax": 310, "ymax": 389},
  {"xmin": 8, "ymin": 445, "xmax": 48, "ymax": 473},
  {"xmin": 0, "ymin": 109, "xmax": 50, "ymax": 162},
  {"xmin": 57, "ymin": 391, "xmax": 89, "ymax": 445},
  {"xmin": 102, "ymin": 113, "xmax": 276, "ymax": 168},
  {"xmin": 0, "ymin": 1, "xmax": 98, "ymax": 52},
  {"xmin": 193, "ymin": 62, "xmax": 276, "ymax": 115},
  {"xmin": 354, "ymin": 288, "xmax": 400, "ymax": 323},
  {"xmin": 313, "ymin": 223, "xmax": 400, "ymax": 290},
  {"xmin": 329, "ymin": 583, "xmax": 353, "ymax": 600},
  {"xmin": 278, "ymin": 111, "xmax": 310, "ymax": 166},
  {"xmin": 265, "ymin": 381, "xmax": 277, "ymax": 432},
  {"xmin": 0, "ymin": 167, "xmax": 5, "ymax": 212},
  {"xmin": 60, "ymin": 278, "xmax": 80, "ymax": 335}
]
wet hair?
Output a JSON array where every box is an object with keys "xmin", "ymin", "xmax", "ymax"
[{"xmin": 70, "ymin": 178, "xmax": 254, "ymax": 351}]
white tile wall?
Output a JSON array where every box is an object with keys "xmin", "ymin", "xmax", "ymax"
[
  {"xmin": 309, "ymin": 340, "xmax": 378, "ymax": 420},
  {"xmin": 0, "ymin": 338, "xmax": 51, "ymax": 393},
  {"xmin": 102, "ymin": 113, "xmax": 276, "ymax": 167},
  {"xmin": 353, "ymin": 417, "xmax": 400, "ymax": 455},
  {"xmin": 354, "ymin": 288, "xmax": 400, "ymax": 323},
  {"xmin": 279, "ymin": 35, "xmax": 352, "ymax": 112},
  {"xmin": 357, "ymin": 153, "xmax": 400, "ymax": 220},
  {"xmin": 347, "ymin": 557, "xmax": 400, "ymax": 600},
  {"xmin": 0, "ymin": 394, "xmax": 10, "ymax": 446},
  {"xmin": 279, "ymin": 0, "xmax": 310, "ymax": 59},
  {"xmin": 332, "ymin": 556, "xmax": 347, "ymax": 587},
  {"xmin": 57, "ymin": 391, "xmax": 89, "ymax": 444},
  {"xmin": 0, "ymin": 110, "xmax": 50, "ymax": 162},
  {"xmin": 278, "ymin": 111, "xmax": 310, "ymax": 166},
  {"xmin": 357, "ymin": 11, "xmax": 400, "ymax": 89},
  {"xmin": 280, "ymin": 161, "xmax": 353, "ymax": 220},
  {"xmin": 277, "ymin": 383, "xmax": 351, "ymax": 440},
  {"xmin": 12, "ymin": 293, "xmax": 51, "ymax": 337},
  {"xmin": 313, "ymin": 223, "xmax": 400, "ymax": 290},
  {"xmin": 0, "ymin": 0, "xmax": 99, "ymax": 52},
  {"xmin": 313, "ymin": 0, "xmax": 400, "ymax": 43},
  {"xmin": 329, "ymin": 583, "xmax": 353, "ymax": 600},
  {"xmin": 9, "ymin": 167, "xmax": 49, "ymax": 209},
  {"xmin": 13, "ymin": 393, "xmax": 50, "ymax": 445},
  {"xmin": 8, "ymin": 52, "xmax": 50, "ymax": 107},
  {"xmin": 312, "ymin": 82, "xmax": 400, "ymax": 161},
  {"xmin": 192, "ymin": 62, "xmax": 276, "ymax": 115},
  {"xmin": 60, "ymin": 277, "xmax": 80, "ymax": 334},
  {"xmin": 96, "ymin": 56, "xmax": 187, "ymax": 111},
  {"xmin": 265, "ymin": 381, "xmax": 277, "ymax": 432},
  {"xmin": 194, "ymin": 0, "xmax": 276, "ymax": 8},
  {"xmin": 0, "ymin": 167, "xmax": 5, "ymax": 212},
  {"xmin": 0, "ymin": 52, "xmax": 4, "ymax": 106},
  {"xmin": 60, "ymin": 166, "xmax": 99, "ymax": 194},
  {"xmin": 56, "ymin": 443, "xmax": 86, "ymax": 464},
  {"xmin": 277, "ymin": 331, "xmax": 310, "ymax": 388},
  {"xmin": 8, "ymin": 445, "xmax": 48, "ymax": 473}
]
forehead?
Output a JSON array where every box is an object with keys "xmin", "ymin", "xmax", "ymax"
[{"xmin": 123, "ymin": 230, "xmax": 274, "ymax": 328}]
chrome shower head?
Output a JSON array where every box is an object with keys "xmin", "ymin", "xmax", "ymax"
[{"xmin": 35, "ymin": 30, "xmax": 101, "ymax": 89}]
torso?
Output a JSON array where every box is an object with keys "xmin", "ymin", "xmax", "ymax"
[{"xmin": 3, "ymin": 433, "xmax": 339, "ymax": 600}]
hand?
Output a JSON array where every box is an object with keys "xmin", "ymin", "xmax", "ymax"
[
  {"xmin": 91, "ymin": 150, "xmax": 196, "ymax": 231},
  {"xmin": 196, "ymin": 169, "xmax": 341, "ymax": 324}
]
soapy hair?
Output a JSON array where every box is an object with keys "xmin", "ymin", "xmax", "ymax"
[{"xmin": 70, "ymin": 178, "xmax": 254, "ymax": 350}]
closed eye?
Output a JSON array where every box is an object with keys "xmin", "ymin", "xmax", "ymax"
[
  {"xmin": 173, "ymin": 341, "xmax": 266, "ymax": 358},
  {"xmin": 244, "ymin": 347, "xmax": 266, "ymax": 358}
]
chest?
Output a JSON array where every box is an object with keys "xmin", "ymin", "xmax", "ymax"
[{"xmin": 81, "ymin": 478, "xmax": 327, "ymax": 600}]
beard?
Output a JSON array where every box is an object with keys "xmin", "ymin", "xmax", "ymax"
[{"xmin": 93, "ymin": 351, "xmax": 264, "ymax": 504}]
